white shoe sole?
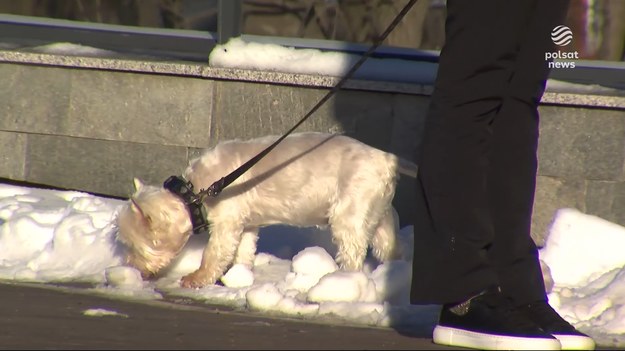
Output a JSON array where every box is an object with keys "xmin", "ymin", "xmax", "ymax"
[
  {"xmin": 433, "ymin": 325, "xmax": 562, "ymax": 350},
  {"xmin": 553, "ymin": 334, "xmax": 596, "ymax": 350}
]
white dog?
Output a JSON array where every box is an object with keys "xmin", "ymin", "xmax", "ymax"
[{"xmin": 116, "ymin": 132, "xmax": 417, "ymax": 288}]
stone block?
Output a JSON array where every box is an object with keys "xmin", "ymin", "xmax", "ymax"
[
  {"xmin": 211, "ymin": 80, "xmax": 342, "ymax": 142},
  {"xmin": 0, "ymin": 64, "xmax": 70, "ymax": 135},
  {"xmin": 388, "ymin": 94, "xmax": 429, "ymax": 228},
  {"xmin": 0, "ymin": 64, "xmax": 215, "ymax": 149},
  {"xmin": 0, "ymin": 131, "xmax": 27, "ymax": 180},
  {"xmin": 388, "ymin": 94, "xmax": 429, "ymax": 160},
  {"xmin": 212, "ymin": 80, "xmax": 404, "ymax": 151},
  {"xmin": 24, "ymin": 135, "xmax": 189, "ymax": 198},
  {"xmin": 532, "ymin": 175, "xmax": 586, "ymax": 246},
  {"xmin": 538, "ymin": 105, "xmax": 625, "ymax": 181},
  {"xmin": 67, "ymin": 69, "xmax": 214, "ymax": 148},
  {"xmin": 586, "ymin": 180, "xmax": 625, "ymax": 227},
  {"xmin": 331, "ymin": 89, "xmax": 395, "ymax": 150}
]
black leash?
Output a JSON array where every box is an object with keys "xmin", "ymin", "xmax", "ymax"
[
  {"xmin": 165, "ymin": 0, "xmax": 420, "ymax": 233},
  {"xmin": 200, "ymin": 0, "xmax": 419, "ymax": 199}
]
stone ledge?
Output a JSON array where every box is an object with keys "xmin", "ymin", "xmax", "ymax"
[
  {"xmin": 3, "ymin": 49, "xmax": 625, "ymax": 109},
  {"xmin": 542, "ymin": 92, "xmax": 625, "ymax": 109},
  {"xmin": 0, "ymin": 49, "xmax": 432, "ymax": 96}
]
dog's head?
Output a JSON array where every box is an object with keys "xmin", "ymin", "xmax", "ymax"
[{"xmin": 116, "ymin": 178, "xmax": 193, "ymax": 279}]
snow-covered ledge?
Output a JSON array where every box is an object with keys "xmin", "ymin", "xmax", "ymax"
[
  {"xmin": 1, "ymin": 40, "xmax": 624, "ymax": 109},
  {"xmin": 0, "ymin": 44, "xmax": 434, "ymax": 96}
]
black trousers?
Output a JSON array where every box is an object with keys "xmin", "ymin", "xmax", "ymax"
[{"xmin": 410, "ymin": 0, "xmax": 571, "ymax": 305}]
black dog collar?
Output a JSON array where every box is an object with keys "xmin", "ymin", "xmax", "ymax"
[{"xmin": 163, "ymin": 175, "xmax": 210, "ymax": 235}]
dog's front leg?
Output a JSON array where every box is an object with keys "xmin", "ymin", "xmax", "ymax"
[{"xmin": 181, "ymin": 223, "xmax": 244, "ymax": 289}]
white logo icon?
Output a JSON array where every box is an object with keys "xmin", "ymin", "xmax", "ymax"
[{"xmin": 551, "ymin": 25, "xmax": 573, "ymax": 46}]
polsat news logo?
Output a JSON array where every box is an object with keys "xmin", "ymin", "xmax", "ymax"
[{"xmin": 546, "ymin": 25, "xmax": 579, "ymax": 68}]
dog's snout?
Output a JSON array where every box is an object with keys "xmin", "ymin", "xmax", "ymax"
[{"xmin": 140, "ymin": 270, "xmax": 156, "ymax": 281}]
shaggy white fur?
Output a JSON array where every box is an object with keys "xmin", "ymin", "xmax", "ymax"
[{"xmin": 116, "ymin": 132, "xmax": 417, "ymax": 288}]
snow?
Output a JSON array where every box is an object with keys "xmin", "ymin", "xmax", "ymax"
[
  {"xmin": 83, "ymin": 308, "xmax": 129, "ymax": 318},
  {"xmin": 1, "ymin": 40, "xmax": 624, "ymax": 348},
  {"xmin": 29, "ymin": 42, "xmax": 120, "ymax": 57},
  {"xmin": 540, "ymin": 209, "xmax": 625, "ymax": 337},
  {"xmin": 209, "ymin": 37, "xmax": 438, "ymax": 84},
  {"xmin": 1, "ymin": 182, "xmax": 625, "ymax": 347}
]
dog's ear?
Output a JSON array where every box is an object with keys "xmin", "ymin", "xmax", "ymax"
[{"xmin": 133, "ymin": 178, "xmax": 145, "ymax": 192}]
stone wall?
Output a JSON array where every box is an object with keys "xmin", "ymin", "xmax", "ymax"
[
  {"xmin": 534, "ymin": 105, "xmax": 625, "ymax": 244},
  {"xmin": 1, "ymin": 49, "xmax": 625, "ymax": 247}
]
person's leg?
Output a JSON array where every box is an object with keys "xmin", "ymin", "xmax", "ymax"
[
  {"xmin": 487, "ymin": 3, "xmax": 595, "ymax": 348},
  {"xmin": 410, "ymin": 0, "xmax": 536, "ymax": 305},
  {"xmin": 486, "ymin": 97, "xmax": 546, "ymax": 304},
  {"xmin": 487, "ymin": 0, "xmax": 571, "ymax": 307}
]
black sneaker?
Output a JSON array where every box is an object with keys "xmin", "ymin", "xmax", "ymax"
[
  {"xmin": 433, "ymin": 287, "xmax": 561, "ymax": 350},
  {"xmin": 516, "ymin": 301, "xmax": 595, "ymax": 350}
]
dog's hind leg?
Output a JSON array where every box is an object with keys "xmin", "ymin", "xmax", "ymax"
[
  {"xmin": 370, "ymin": 207, "xmax": 400, "ymax": 262},
  {"xmin": 330, "ymin": 169, "xmax": 398, "ymax": 270},
  {"xmin": 234, "ymin": 228, "xmax": 259, "ymax": 267},
  {"xmin": 331, "ymin": 221, "xmax": 369, "ymax": 271},
  {"xmin": 330, "ymin": 201, "xmax": 382, "ymax": 271}
]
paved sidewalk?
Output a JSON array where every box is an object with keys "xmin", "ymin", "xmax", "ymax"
[{"xmin": 0, "ymin": 282, "xmax": 461, "ymax": 350}]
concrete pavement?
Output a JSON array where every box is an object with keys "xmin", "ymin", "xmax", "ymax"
[{"xmin": 0, "ymin": 281, "xmax": 460, "ymax": 350}]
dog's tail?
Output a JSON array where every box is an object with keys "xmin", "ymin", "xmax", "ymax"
[{"xmin": 397, "ymin": 157, "xmax": 418, "ymax": 178}]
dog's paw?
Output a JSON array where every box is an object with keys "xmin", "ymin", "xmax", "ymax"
[{"xmin": 180, "ymin": 271, "xmax": 214, "ymax": 289}]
